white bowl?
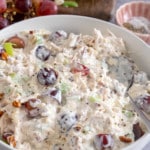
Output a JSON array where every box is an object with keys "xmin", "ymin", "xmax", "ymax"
[{"xmin": 0, "ymin": 15, "xmax": 150, "ymax": 150}]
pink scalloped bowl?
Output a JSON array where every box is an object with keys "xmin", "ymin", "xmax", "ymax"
[{"xmin": 116, "ymin": 1, "xmax": 150, "ymax": 45}]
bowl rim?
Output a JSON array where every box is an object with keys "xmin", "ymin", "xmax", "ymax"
[
  {"xmin": 116, "ymin": 1, "xmax": 150, "ymax": 38},
  {"xmin": 0, "ymin": 14, "xmax": 150, "ymax": 150}
]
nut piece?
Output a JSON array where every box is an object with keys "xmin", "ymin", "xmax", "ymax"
[
  {"xmin": 1, "ymin": 52, "xmax": 8, "ymax": 61},
  {"xmin": 24, "ymin": 98, "xmax": 41, "ymax": 110},
  {"xmin": 12, "ymin": 100, "xmax": 21, "ymax": 108},
  {"xmin": 2, "ymin": 132, "xmax": 16, "ymax": 147},
  {"xmin": 119, "ymin": 136, "xmax": 132, "ymax": 143},
  {"xmin": 7, "ymin": 135, "xmax": 16, "ymax": 147},
  {"xmin": 23, "ymin": 99, "xmax": 42, "ymax": 118},
  {"xmin": 6, "ymin": 36, "xmax": 25, "ymax": 48},
  {"xmin": 0, "ymin": 93, "xmax": 4, "ymax": 100},
  {"xmin": 0, "ymin": 110, "xmax": 4, "ymax": 117},
  {"xmin": 74, "ymin": 126, "xmax": 81, "ymax": 132}
]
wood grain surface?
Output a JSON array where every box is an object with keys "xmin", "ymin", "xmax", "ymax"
[
  {"xmin": 58, "ymin": 0, "xmax": 149, "ymax": 22},
  {"xmin": 58, "ymin": 0, "xmax": 116, "ymax": 20}
]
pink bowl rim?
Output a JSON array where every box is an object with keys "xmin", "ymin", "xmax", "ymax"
[{"xmin": 116, "ymin": 1, "xmax": 150, "ymax": 38}]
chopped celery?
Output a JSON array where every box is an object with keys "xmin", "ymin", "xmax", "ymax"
[
  {"xmin": 82, "ymin": 126, "xmax": 90, "ymax": 134},
  {"xmin": 9, "ymin": 72, "xmax": 16, "ymax": 78},
  {"xmin": 122, "ymin": 109, "xmax": 134, "ymax": 118},
  {"xmin": 4, "ymin": 87, "xmax": 11, "ymax": 94},
  {"xmin": 63, "ymin": 1, "xmax": 78, "ymax": 7},
  {"xmin": 89, "ymin": 95, "xmax": 101, "ymax": 103},
  {"xmin": 68, "ymin": 95, "xmax": 81, "ymax": 101},
  {"xmin": 35, "ymin": 35, "xmax": 44, "ymax": 44},
  {"xmin": 22, "ymin": 75, "xmax": 29, "ymax": 82},
  {"xmin": 63, "ymin": 58, "xmax": 69, "ymax": 65},
  {"xmin": 9, "ymin": 73, "xmax": 20, "ymax": 83},
  {"xmin": 3, "ymin": 42, "xmax": 14, "ymax": 56},
  {"xmin": 9, "ymin": 73, "xmax": 28, "ymax": 83},
  {"xmin": 60, "ymin": 82, "xmax": 70, "ymax": 94}
]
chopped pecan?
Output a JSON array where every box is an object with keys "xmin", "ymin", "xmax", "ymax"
[
  {"xmin": 7, "ymin": 135, "xmax": 16, "ymax": 147},
  {"xmin": 119, "ymin": 136, "xmax": 132, "ymax": 143},
  {"xmin": 12, "ymin": 100, "xmax": 21, "ymax": 108},
  {"xmin": 23, "ymin": 99, "xmax": 42, "ymax": 118},
  {"xmin": 2, "ymin": 132, "xmax": 16, "ymax": 147},
  {"xmin": 0, "ymin": 110, "xmax": 4, "ymax": 117},
  {"xmin": 6, "ymin": 36, "xmax": 25, "ymax": 48},
  {"xmin": 0, "ymin": 93, "xmax": 4, "ymax": 100},
  {"xmin": 47, "ymin": 88, "xmax": 62, "ymax": 104},
  {"xmin": 1, "ymin": 51, "xmax": 8, "ymax": 61},
  {"xmin": 23, "ymin": 98, "xmax": 41, "ymax": 110},
  {"xmin": 74, "ymin": 126, "xmax": 81, "ymax": 131}
]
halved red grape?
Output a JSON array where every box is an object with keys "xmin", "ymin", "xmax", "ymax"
[
  {"xmin": 24, "ymin": 98, "xmax": 41, "ymax": 110},
  {"xmin": 35, "ymin": 45, "xmax": 51, "ymax": 61},
  {"xmin": 93, "ymin": 134, "xmax": 114, "ymax": 150},
  {"xmin": 47, "ymin": 87, "xmax": 62, "ymax": 104},
  {"xmin": 133, "ymin": 122, "xmax": 144, "ymax": 141},
  {"xmin": 23, "ymin": 98, "xmax": 42, "ymax": 118},
  {"xmin": 2, "ymin": 131, "xmax": 14, "ymax": 141},
  {"xmin": 136, "ymin": 95, "xmax": 150, "ymax": 113},
  {"xmin": 49, "ymin": 30, "xmax": 68, "ymax": 45},
  {"xmin": 15, "ymin": 0, "xmax": 32, "ymax": 12},
  {"xmin": 2, "ymin": 131, "xmax": 16, "ymax": 147},
  {"xmin": 36, "ymin": 0, "xmax": 58, "ymax": 16},
  {"xmin": 0, "ymin": 0, "xmax": 7, "ymax": 13},
  {"xmin": 58, "ymin": 112, "xmax": 78, "ymax": 132},
  {"xmin": 71, "ymin": 63, "xmax": 90, "ymax": 76},
  {"xmin": 37, "ymin": 68, "xmax": 58, "ymax": 86}
]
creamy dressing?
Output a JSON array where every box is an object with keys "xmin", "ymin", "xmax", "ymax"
[{"xmin": 0, "ymin": 29, "xmax": 149, "ymax": 150}]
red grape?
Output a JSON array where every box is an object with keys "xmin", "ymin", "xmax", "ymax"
[
  {"xmin": 36, "ymin": 0, "xmax": 58, "ymax": 16},
  {"xmin": 15, "ymin": 0, "xmax": 32, "ymax": 12},
  {"xmin": 0, "ymin": 16, "xmax": 9, "ymax": 29},
  {"xmin": 93, "ymin": 134, "xmax": 114, "ymax": 150},
  {"xmin": 0, "ymin": 0, "xmax": 7, "ymax": 13}
]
